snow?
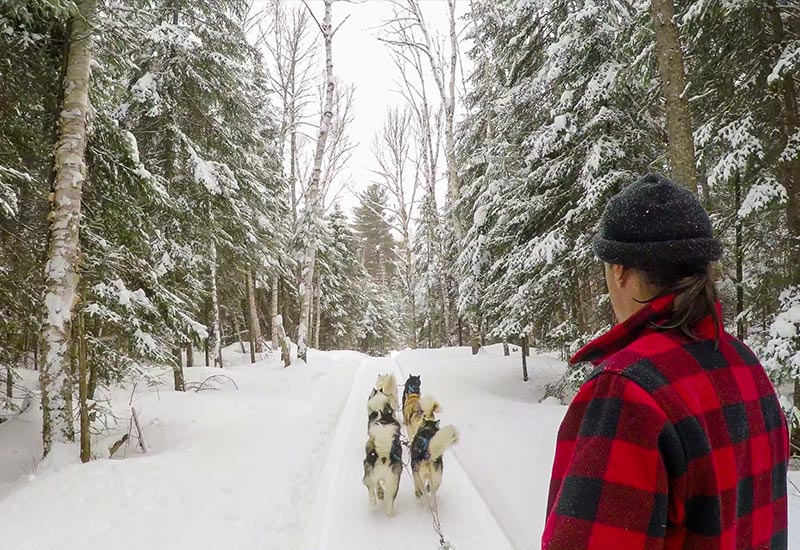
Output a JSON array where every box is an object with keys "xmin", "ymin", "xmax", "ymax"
[
  {"xmin": 769, "ymin": 40, "xmax": 800, "ymax": 86},
  {"xmin": 0, "ymin": 344, "xmax": 798, "ymax": 549},
  {"xmin": 473, "ymin": 204, "xmax": 488, "ymax": 227},
  {"xmin": 738, "ymin": 179, "xmax": 787, "ymax": 218}
]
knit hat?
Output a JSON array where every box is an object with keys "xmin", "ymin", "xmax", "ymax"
[{"xmin": 593, "ymin": 173, "xmax": 722, "ymax": 267}]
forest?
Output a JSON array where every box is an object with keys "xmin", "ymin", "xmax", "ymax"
[{"xmin": 0, "ymin": 0, "xmax": 799, "ymax": 462}]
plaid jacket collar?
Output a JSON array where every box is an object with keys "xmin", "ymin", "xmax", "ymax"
[{"xmin": 570, "ymin": 293, "xmax": 723, "ymax": 366}]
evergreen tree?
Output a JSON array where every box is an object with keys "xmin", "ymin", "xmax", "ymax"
[
  {"xmin": 353, "ymin": 183, "xmax": 398, "ymax": 282},
  {"xmin": 316, "ymin": 205, "xmax": 369, "ymax": 350}
]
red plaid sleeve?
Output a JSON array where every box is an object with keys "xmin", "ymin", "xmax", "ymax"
[{"xmin": 543, "ymin": 371, "xmax": 672, "ymax": 550}]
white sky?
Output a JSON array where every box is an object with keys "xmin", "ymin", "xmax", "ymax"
[{"xmin": 252, "ymin": 0, "xmax": 471, "ymax": 217}]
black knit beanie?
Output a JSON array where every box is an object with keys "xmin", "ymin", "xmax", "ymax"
[{"xmin": 593, "ymin": 173, "xmax": 722, "ymax": 267}]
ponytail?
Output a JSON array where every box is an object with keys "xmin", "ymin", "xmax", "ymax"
[{"xmin": 638, "ymin": 264, "xmax": 721, "ymax": 345}]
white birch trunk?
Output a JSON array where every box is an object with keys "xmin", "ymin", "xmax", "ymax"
[
  {"xmin": 313, "ymin": 278, "xmax": 322, "ymax": 349},
  {"xmin": 39, "ymin": 0, "xmax": 96, "ymax": 456},
  {"xmin": 274, "ymin": 314, "xmax": 291, "ymax": 367},
  {"xmin": 443, "ymin": 0, "xmax": 463, "ymax": 240},
  {"xmin": 270, "ymin": 275, "xmax": 279, "ymax": 348},
  {"xmin": 297, "ymin": 0, "xmax": 336, "ymax": 363},
  {"xmin": 209, "ymin": 238, "xmax": 223, "ymax": 368}
]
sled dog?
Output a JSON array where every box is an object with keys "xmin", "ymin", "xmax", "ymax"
[
  {"xmin": 410, "ymin": 419, "xmax": 458, "ymax": 499},
  {"xmin": 363, "ymin": 422, "xmax": 403, "ymax": 516},
  {"xmin": 402, "ymin": 375, "xmax": 423, "ymax": 440},
  {"xmin": 407, "ymin": 393, "xmax": 442, "ymax": 442},
  {"xmin": 368, "ymin": 373, "xmax": 399, "ymax": 413}
]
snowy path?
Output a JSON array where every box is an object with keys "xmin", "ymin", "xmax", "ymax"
[{"xmin": 300, "ymin": 355, "xmax": 515, "ymax": 550}]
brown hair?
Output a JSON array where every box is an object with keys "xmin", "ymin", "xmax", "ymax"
[{"xmin": 636, "ymin": 264, "xmax": 721, "ymax": 344}]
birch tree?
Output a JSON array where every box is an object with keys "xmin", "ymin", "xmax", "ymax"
[
  {"xmin": 246, "ymin": 270, "xmax": 262, "ymax": 362},
  {"xmin": 385, "ymin": 0, "xmax": 469, "ymax": 348},
  {"xmin": 297, "ymin": 0, "xmax": 342, "ymax": 363},
  {"xmin": 384, "ymin": 12, "xmax": 451, "ymax": 345},
  {"xmin": 372, "ymin": 107, "xmax": 421, "ymax": 347},
  {"xmin": 40, "ymin": 0, "xmax": 96, "ymax": 455}
]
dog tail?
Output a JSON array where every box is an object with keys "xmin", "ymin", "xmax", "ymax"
[
  {"xmin": 428, "ymin": 425, "xmax": 458, "ymax": 460},
  {"xmin": 370, "ymin": 423, "xmax": 399, "ymax": 459},
  {"xmin": 420, "ymin": 395, "xmax": 441, "ymax": 418}
]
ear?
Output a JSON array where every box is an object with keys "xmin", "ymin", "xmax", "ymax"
[{"xmin": 611, "ymin": 263, "xmax": 630, "ymax": 288}]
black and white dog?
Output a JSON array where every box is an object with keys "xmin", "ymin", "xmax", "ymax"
[{"xmin": 363, "ymin": 376, "xmax": 403, "ymax": 516}]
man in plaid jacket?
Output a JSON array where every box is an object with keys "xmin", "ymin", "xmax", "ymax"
[{"xmin": 543, "ymin": 174, "xmax": 789, "ymax": 549}]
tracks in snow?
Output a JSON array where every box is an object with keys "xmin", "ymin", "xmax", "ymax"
[{"xmin": 299, "ymin": 354, "xmax": 515, "ymax": 550}]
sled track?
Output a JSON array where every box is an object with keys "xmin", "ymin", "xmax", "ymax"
[
  {"xmin": 298, "ymin": 357, "xmax": 371, "ymax": 549},
  {"xmin": 392, "ymin": 358, "xmax": 516, "ymax": 549},
  {"xmin": 300, "ymin": 353, "xmax": 516, "ymax": 549}
]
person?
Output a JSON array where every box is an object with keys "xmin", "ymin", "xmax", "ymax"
[{"xmin": 542, "ymin": 174, "xmax": 789, "ymax": 549}]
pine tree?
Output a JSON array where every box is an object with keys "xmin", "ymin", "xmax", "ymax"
[
  {"xmin": 315, "ymin": 205, "xmax": 368, "ymax": 349},
  {"xmin": 352, "ymin": 183, "xmax": 398, "ymax": 282}
]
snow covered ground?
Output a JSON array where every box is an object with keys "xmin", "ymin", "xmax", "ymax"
[{"xmin": 0, "ymin": 344, "xmax": 798, "ymax": 549}]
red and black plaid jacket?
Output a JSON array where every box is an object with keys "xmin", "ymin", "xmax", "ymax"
[{"xmin": 542, "ymin": 293, "xmax": 789, "ymax": 549}]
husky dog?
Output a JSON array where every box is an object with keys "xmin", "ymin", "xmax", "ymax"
[
  {"xmin": 402, "ymin": 374, "xmax": 421, "ymax": 408},
  {"xmin": 368, "ymin": 399, "xmax": 400, "ymax": 434},
  {"xmin": 406, "ymin": 394, "xmax": 441, "ymax": 442},
  {"xmin": 368, "ymin": 373, "xmax": 399, "ymax": 413},
  {"xmin": 367, "ymin": 387, "xmax": 391, "ymax": 416},
  {"xmin": 363, "ymin": 423, "xmax": 403, "ymax": 516},
  {"xmin": 402, "ymin": 374, "xmax": 422, "ymax": 437},
  {"xmin": 410, "ymin": 419, "xmax": 458, "ymax": 499}
]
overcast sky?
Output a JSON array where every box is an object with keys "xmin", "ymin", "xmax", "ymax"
[{"xmin": 253, "ymin": 0, "xmax": 472, "ymax": 217}]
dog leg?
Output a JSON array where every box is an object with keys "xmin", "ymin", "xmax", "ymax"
[
  {"xmin": 383, "ymin": 473, "xmax": 400, "ymax": 517},
  {"xmin": 429, "ymin": 465, "xmax": 443, "ymax": 496},
  {"xmin": 376, "ymin": 480, "xmax": 385, "ymax": 501},
  {"xmin": 413, "ymin": 470, "xmax": 425, "ymax": 499}
]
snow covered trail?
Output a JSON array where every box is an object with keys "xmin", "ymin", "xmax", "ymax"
[
  {"xmin": 300, "ymin": 354, "xmax": 515, "ymax": 550},
  {"xmin": 0, "ymin": 350, "xmax": 362, "ymax": 550}
]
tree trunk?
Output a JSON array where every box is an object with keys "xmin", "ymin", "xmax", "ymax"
[
  {"xmin": 298, "ymin": 0, "xmax": 336, "ymax": 363},
  {"xmin": 39, "ymin": 0, "xmax": 96, "ymax": 456},
  {"xmin": 270, "ymin": 275, "xmax": 279, "ymax": 348},
  {"xmin": 234, "ymin": 315, "xmax": 246, "ymax": 354},
  {"xmin": 172, "ymin": 347, "xmax": 184, "ymax": 391},
  {"xmin": 443, "ymin": 0, "xmax": 464, "ymax": 240},
  {"xmin": 186, "ymin": 341, "xmax": 194, "ymax": 368},
  {"xmin": 290, "ymin": 109, "xmax": 298, "ymax": 222},
  {"xmin": 87, "ymin": 342, "xmax": 98, "ymax": 401},
  {"xmin": 768, "ymin": 0, "xmax": 800, "ymax": 455},
  {"xmin": 5, "ymin": 365, "xmax": 11, "ymax": 400},
  {"xmin": 78, "ymin": 314, "xmax": 90, "ymax": 463},
  {"xmin": 503, "ymin": 337, "xmax": 509, "ymax": 357},
  {"xmin": 734, "ymin": 173, "xmax": 745, "ymax": 340},
  {"xmin": 649, "ymin": 0, "xmax": 699, "ymax": 194},
  {"xmin": 209, "ymin": 239, "xmax": 223, "ymax": 368},
  {"xmin": 521, "ymin": 335, "xmax": 529, "ymax": 382},
  {"xmin": 246, "ymin": 270, "xmax": 262, "ymax": 363},
  {"xmin": 313, "ymin": 278, "xmax": 322, "ymax": 350},
  {"xmin": 274, "ymin": 314, "xmax": 291, "ymax": 367},
  {"xmin": 440, "ymin": 268, "xmax": 451, "ymax": 346},
  {"xmin": 469, "ymin": 317, "xmax": 479, "ymax": 355}
]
